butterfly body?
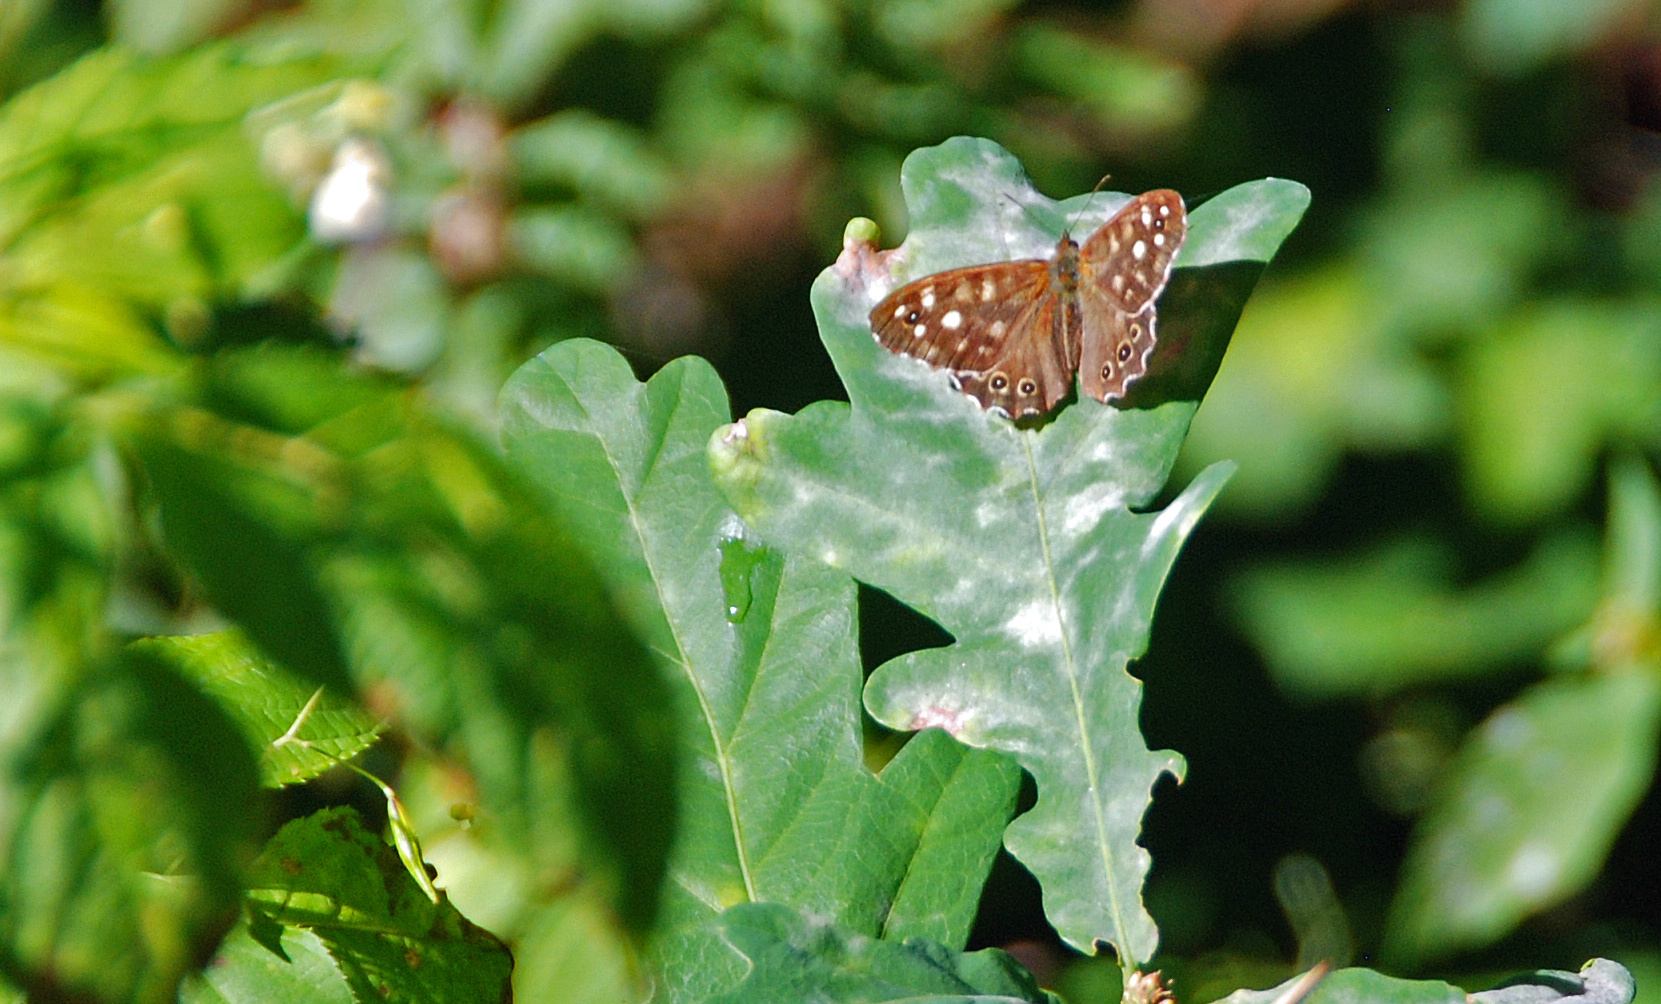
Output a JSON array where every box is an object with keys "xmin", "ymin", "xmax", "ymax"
[{"xmin": 868, "ymin": 190, "xmax": 1186, "ymax": 418}]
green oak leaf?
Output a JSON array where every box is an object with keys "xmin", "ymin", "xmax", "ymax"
[
  {"xmin": 709, "ymin": 137, "xmax": 1308, "ymax": 963},
  {"xmin": 500, "ymin": 340, "xmax": 1022, "ymax": 970},
  {"xmin": 675, "ymin": 901, "xmax": 1062, "ymax": 1003}
]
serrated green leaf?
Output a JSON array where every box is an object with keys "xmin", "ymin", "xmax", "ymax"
[
  {"xmin": 1384, "ymin": 672, "xmax": 1661, "ymax": 966},
  {"xmin": 133, "ymin": 630, "xmax": 383, "ymax": 788},
  {"xmin": 0, "ymin": 649, "xmax": 261, "ymax": 1004},
  {"xmin": 674, "ymin": 902, "xmax": 1062, "ymax": 1004},
  {"xmin": 317, "ymin": 422, "xmax": 677, "ymax": 932},
  {"xmin": 129, "ymin": 386, "xmax": 674, "ymax": 931},
  {"xmin": 0, "ymin": 44, "xmax": 330, "ymax": 248},
  {"xmin": 500, "ymin": 339, "xmax": 1021, "ymax": 962},
  {"xmin": 242, "ymin": 807, "xmax": 512, "ymax": 1004},
  {"xmin": 180, "ymin": 920, "xmax": 355, "ymax": 1004},
  {"xmin": 709, "ymin": 137, "xmax": 1306, "ymax": 963}
]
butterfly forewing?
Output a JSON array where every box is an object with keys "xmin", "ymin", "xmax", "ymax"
[
  {"xmin": 1076, "ymin": 190, "xmax": 1186, "ymax": 402},
  {"xmin": 867, "ymin": 187, "xmax": 1186, "ymax": 416},
  {"xmin": 1078, "ymin": 190, "xmax": 1186, "ymax": 313}
]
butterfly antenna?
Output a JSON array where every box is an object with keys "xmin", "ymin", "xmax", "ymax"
[{"xmin": 1066, "ymin": 173, "xmax": 1116, "ymax": 235}]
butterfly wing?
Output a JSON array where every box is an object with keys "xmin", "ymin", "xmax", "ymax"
[
  {"xmin": 1076, "ymin": 190, "xmax": 1186, "ymax": 402},
  {"xmin": 869, "ymin": 258, "xmax": 1074, "ymax": 417}
]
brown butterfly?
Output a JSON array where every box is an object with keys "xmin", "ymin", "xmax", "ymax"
[{"xmin": 868, "ymin": 190, "xmax": 1187, "ymax": 418}]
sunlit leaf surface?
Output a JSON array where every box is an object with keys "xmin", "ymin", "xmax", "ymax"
[
  {"xmin": 501, "ymin": 340, "xmax": 1022, "ymax": 988},
  {"xmin": 710, "ymin": 137, "xmax": 1307, "ymax": 962}
]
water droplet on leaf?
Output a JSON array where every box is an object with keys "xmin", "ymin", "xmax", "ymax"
[{"xmin": 718, "ymin": 530, "xmax": 767, "ymax": 623}]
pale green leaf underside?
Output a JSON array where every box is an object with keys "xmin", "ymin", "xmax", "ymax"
[
  {"xmin": 1212, "ymin": 967, "xmax": 1466, "ymax": 1004},
  {"xmin": 1385, "ymin": 671, "xmax": 1661, "ymax": 965},
  {"xmin": 711, "ymin": 137, "xmax": 1308, "ymax": 962},
  {"xmin": 1213, "ymin": 959, "xmax": 1635, "ymax": 1004}
]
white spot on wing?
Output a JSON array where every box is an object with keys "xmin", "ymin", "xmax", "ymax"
[
  {"xmin": 981, "ymin": 278, "xmax": 996, "ymax": 300},
  {"xmin": 990, "ymin": 320, "xmax": 1007, "ymax": 337},
  {"xmin": 1153, "ymin": 233, "xmax": 1165, "ymax": 247},
  {"xmin": 913, "ymin": 324, "xmax": 926, "ymax": 338},
  {"xmin": 893, "ymin": 304, "xmax": 907, "ymax": 319},
  {"xmin": 1141, "ymin": 208, "xmax": 1153, "ymax": 227},
  {"xmin": 921, "ymin": 290, "xmax": 936, "ymax": 309},
  {"xmin": 1132, "ymin": 240, "xmax": 1147, "ymax": 260},
  {"xmin": 942, "ymin": 309, "xmax": 963, "ymax": 329}
]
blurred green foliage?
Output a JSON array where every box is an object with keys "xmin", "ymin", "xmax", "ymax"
[{"xmin": 1, "ymin": 0, "xmax": 1660, "ymax": 1001}]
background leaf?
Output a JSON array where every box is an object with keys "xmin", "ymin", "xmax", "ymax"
[
  {"xmin": 500, "ymin": 339, "xmax": 1022, "ymax": 972},
  {"xmin": 0, "ymin": 649, "xmax": 262, "ymax": 1004},
  {"xmin": 1234, "ymin": 532, "xmax": 1600, "ymax": 697},
  {"xmin": 1384, "ymin": 461, "xmax": 1661, "ymax": 966},
  {"xmin": 236, "ymin": 807, "xmax": 513, "ymax": 1004},
  {"xmin": 710, "ymin": 138, "xmax": 1307, "ymax": 964},
  {"xmin": 133, "ymin": 631, "xmax": 383, "ymax": 788},
  {"xmin": 682, "ymin": 901, "xmax": 1063, "ymax": 1004}
]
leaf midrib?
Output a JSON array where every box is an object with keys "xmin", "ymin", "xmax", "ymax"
[
  {"xmin": 1021, "ymin": 434, "xmax": 1133, "ymax": 962},
  {"xmin": 577, "ymin": 380, "xmax": 759, "ymax": 908}
]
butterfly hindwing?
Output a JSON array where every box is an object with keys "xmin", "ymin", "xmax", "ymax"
[
  {"xmin": 1078, "ymin": 298, "xmax": 1158, "ymax": 403},
  {"xmin": 952, "ymin": 289, "xmax": 1075, "ymax": 417}
]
